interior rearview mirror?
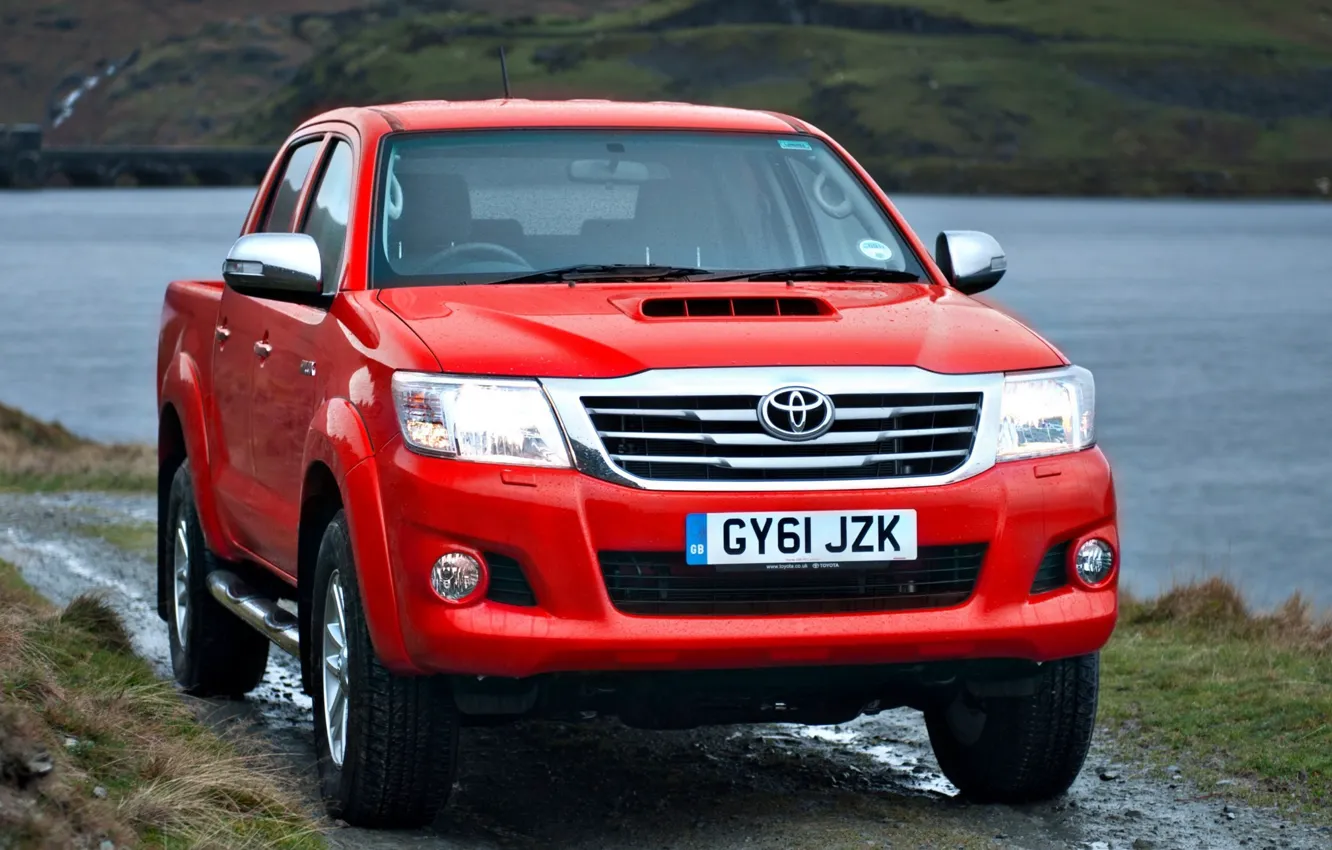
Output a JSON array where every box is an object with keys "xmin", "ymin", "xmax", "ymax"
[
  {"xmin": 934, "ymin": 230, "xmax": 1007, "ymax": 295},
  {"xmin": 222, "ymin": 232, "xmax": 324, "ymax": 297},
  {"xmin": 567, "ymin": 158, "xmax": 656, "ymax": 184}
]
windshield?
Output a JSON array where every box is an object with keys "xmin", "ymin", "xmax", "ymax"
[{"xmin": 371, "ymin": 130, "xmax": 925, "ymax": 287}]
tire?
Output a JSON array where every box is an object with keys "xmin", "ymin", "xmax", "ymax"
[
  {"xmin": 165, "ymin": 465, "xmax": 270, "ymax": 697},
  {"xmin": 925, "ymin": 653, "xmax": 1099, "ymax": 803},
  {"xmin": 311, "ymin": 511, "xmax": 459, "ymax": 828}
]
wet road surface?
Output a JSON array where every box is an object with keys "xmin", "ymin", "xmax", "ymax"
[{"xmin": 2, "ymin": 492, "xmax": 1328, "ymax": 850}]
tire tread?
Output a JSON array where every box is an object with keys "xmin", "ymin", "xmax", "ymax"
[
  {"xmin": 167, "ymin": 465, "xmax": 269, "ymax": 698},
  {"xmin": 315, "ymin": 513, "xmax": 458, "ymax": 828},
  {"xmin": 927, "ymin": 653, "xmax": 1099, "ymax": 803}
]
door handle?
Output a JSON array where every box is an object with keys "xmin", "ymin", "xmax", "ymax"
[
  {"xmin": 215, "ymin": 325, "xmax": 231, "ymax": 343},
  {"xmin": 253, "ymin": 340, "xmax": 273, "ymax": 360}
]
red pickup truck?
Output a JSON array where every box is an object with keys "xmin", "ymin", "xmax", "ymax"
[{"xmin": 156, "ymin": 99, "xmax": 1116, "ymax": 827}]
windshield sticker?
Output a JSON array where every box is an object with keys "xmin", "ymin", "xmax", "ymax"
[
  {"xmin": 779, "ymin": 139, "xmax": 813, "ymax": 151},
  {"xmin": 858, "ymin": 239, "xmax": 893, "ymax": 262}
]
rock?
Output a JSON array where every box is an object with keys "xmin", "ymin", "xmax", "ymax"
[
  {"xmin": 1125, "ymin": 809, "xmax": 1144, "ymax": 819},
  {"xmin": 1099, "ymin": 769, "xmax": 1120, "ymax": 781},
  {"xmin": 1132, "ymin": 840, "xmax": 1156, "ymax": 850},
  {"xmin": 93, "ymin": 785, "xmax": 108, "ymax": 799},
  {"xmin": 64, "ymin": 736, "xmax": 79, "ymax": 750},
  {"xmin": 23, "ymin": 752, "xmax": 54, "ymax": 780}
]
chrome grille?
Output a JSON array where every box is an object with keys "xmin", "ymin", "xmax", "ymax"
[{"xmin": 581, "ymin": 392, "xmax": 982, "ymax": 483}]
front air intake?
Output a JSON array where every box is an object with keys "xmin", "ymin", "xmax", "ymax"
[
  {"xmin": 599, "ymin": 544, "xmax": 987, "ymax": 615},
  {"xmin": 640, "ymin": 297, "xmax": 832, "ymax": 318},
  {"xmin": 1030, "ymin": 542, "xmax": 1070, "ymax": 595},
  {"xmin": 484, "ymin": 553, "xmax": 537, "ymax": 606}
]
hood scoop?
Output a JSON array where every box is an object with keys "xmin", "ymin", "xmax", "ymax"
[{"xmin": 639, "ymin": 296, "xmax": 836, "ymax": 319}]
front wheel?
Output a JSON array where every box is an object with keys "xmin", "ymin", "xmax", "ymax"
[
  {"xmin": 925, "ymin": 653, "xmax": 1100, "ymax": 803},
  {"xmin": 311, "ymin": 511, "xmax": 460, "ymax": 828}
]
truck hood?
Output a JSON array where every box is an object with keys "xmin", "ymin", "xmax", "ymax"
[{"xmin": 376, "ymin": 282, "xmax": 1065, "ymax": 377}]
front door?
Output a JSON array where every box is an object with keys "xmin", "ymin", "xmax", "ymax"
[
  {"xmin": 211, "ymin": 137, "xmax": 323, "ymax": 556},
  {"xmin": 248, "ymin": 137, "xmax": 356, "ymax": 573}
]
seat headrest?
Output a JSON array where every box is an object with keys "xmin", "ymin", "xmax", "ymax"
[{"xmin": 392, "ymin": 170, "xmax": 473, "ymax": 261}]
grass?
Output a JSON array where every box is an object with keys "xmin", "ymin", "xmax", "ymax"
[
  {"xmin": 0, "ymin": 557, "xmax": 324, "ymax": 849},
  {"xmin": 206, "ymin": 1, "xmax": 1332, "ymax": 196},
  {"xmin": 0, "ymin": 402, "xmax": 153, "ymax": 493},
  {"xmin": 73, "ymin": 519, "xmax": 157, "ymax": 560},
  {"xmin": 8, "ymin": 1, "xmax": 1332, "ymax": 193},
  {"xmin": 1102, "ymin": 578, "xmax": 1332, "ymax": 820}
]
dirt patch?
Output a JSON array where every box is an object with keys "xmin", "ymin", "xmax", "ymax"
[{"xmin": 644, "ymin": 0, "xmax": 1047, "ymax": 42}]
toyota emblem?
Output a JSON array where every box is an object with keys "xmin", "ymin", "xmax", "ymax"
[{"xmin": 758, "ymin": 386, "xmax": 835, "ymax": 441}]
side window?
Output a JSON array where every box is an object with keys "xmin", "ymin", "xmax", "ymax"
[
  {"xmin": 260, "ymin": 141, "xmax": 321, "ymax": 233},
  {"xmin": 301, "ymin": 140, "xmax": 354, "ymax": 288}
]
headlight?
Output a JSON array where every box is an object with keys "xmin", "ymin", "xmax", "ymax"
[
  {"xmin": 996, "ymin": 366, "xmax": 1095, "ymax": 461},
  {"xmin": 391, "ymin": 372, "xmax": 571, "ymax": 467}
]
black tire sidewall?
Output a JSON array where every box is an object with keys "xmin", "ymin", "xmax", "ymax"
[
  {"xmin": 311, "ymin": 512, "xmax": 360, "ymax": 814},
  {"xmin": 309, "ymin": 511, "xmax": 460, "ymax": 826},
  {"xmin": 926, "ymin": 653, "xmax": 1100, "ymax": 803},
  {"xmin": 164, "ymin": 464, "xmax": 269, "ymax": 696},
  {"xmin": 165, "ymin": 466, "xmax": 204, "ymax": 688}
]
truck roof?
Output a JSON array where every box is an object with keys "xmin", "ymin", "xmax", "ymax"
[{"xmin": 300, "ymin": 99, "xmax": 812, "ymax": 135}]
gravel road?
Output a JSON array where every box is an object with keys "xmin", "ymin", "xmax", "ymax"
[{"xmin": 2, "ymin": 491, "xmax": 1327, "ymax": 850}]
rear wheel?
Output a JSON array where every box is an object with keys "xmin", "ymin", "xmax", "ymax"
[
  {"xmin": 925, "ymin": 653, "xmax": 1099, "ymax": 803},
  {"xmin": 311, "ymin": 511, "xmax": 459, "ymax": 828},
  {"xmin": 165, "ymin": 465, "xmax": 270, "ymax": 697}
]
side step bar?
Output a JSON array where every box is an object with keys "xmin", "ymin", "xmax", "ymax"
[{"xmin": 206, "ymin": 569, "xmax": 300, "ymax": 657}]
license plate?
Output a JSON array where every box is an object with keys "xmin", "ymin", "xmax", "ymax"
[{"xmin": 685, "ymin": 510, "xmax": 917, "ymax": 570}]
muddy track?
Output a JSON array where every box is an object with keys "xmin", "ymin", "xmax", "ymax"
[{"xmin": 2, "ymin": 492, "xmax": 1327, "ymax": 850}]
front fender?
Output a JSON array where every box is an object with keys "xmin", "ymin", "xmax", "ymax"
[{"xmin": 303, "ymin": 399, "xmax": 419, "ymax": 674}]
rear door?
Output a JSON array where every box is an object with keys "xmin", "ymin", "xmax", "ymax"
[
  {"xmin": 247, "ymin": 135, "xmax": 356, "ymax": 572},
  {"xmin": 212, "ymin": 136, "xmax": 323, "ymax": 554}
]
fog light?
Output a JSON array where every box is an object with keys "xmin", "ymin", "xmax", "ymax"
[
  {"xmin": 430, "ymin": 552, "xmax": 484, "ymax": 601},
  {"xmin": 1073, "ymin": 539, "xmax": 1115, "ymax": 587}
]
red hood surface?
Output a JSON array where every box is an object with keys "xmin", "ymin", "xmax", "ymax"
[{"xmin": 376, "ymin": 282, "xmax": 1065, "ymax": 378}]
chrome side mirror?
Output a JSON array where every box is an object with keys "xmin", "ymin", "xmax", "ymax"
[
  {"xmin": 222, "ymin": 232, "xmax": 323, "ymax": 297},
  {"xmin": 934, "ymin": 231, "xmax": 1007, "ymax": 295}
]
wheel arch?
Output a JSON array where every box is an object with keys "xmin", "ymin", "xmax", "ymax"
[
  {"xmin": 297, "ymin": 460, "xmax": 344, "ymax": 693},
  {"xmin": 157, "ymin": 351, "xmax": 232, "ymax": 557},
  {"xmin": 156, "ymin": 403, "xmax": 188, "ymax": 621},
  {"xmin": 298, "ymin": 396, "xmax": 417, "ymax": 686}
]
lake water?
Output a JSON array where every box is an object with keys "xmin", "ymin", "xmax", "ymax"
[{"xmin": 2, "ymin": 188, "xmax": 1330, "ymax": 607}]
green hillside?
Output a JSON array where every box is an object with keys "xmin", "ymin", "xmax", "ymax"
[{"xmin": 70, "ymin": 0, "xmax": 1332, "ymax": 194}]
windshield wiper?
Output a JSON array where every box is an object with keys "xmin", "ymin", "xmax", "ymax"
[
  {"xmin": 701, "ymin": 265, "xmax": 921, "ymax": 283},
  {"xmin": 482, "ymin": 264, "xmax": 709, "ymax": 285}
]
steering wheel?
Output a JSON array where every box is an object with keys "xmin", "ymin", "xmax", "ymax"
[
  {"xmin": 409, "ymin": 242, "xmax": 531, "ymax": 274},
  {"xmin": 813, "ymin": 171, "xmax": 854, "ymax": 220}
]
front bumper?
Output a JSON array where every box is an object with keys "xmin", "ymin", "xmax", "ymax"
[{"xmin": 348, "ymin": 439, "xmax": 1118, "ymax": 678}]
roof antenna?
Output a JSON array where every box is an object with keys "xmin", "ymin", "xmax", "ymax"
[{"xmin": 498, "ymin": 46, "xmax": 512, "ymax": 99}]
